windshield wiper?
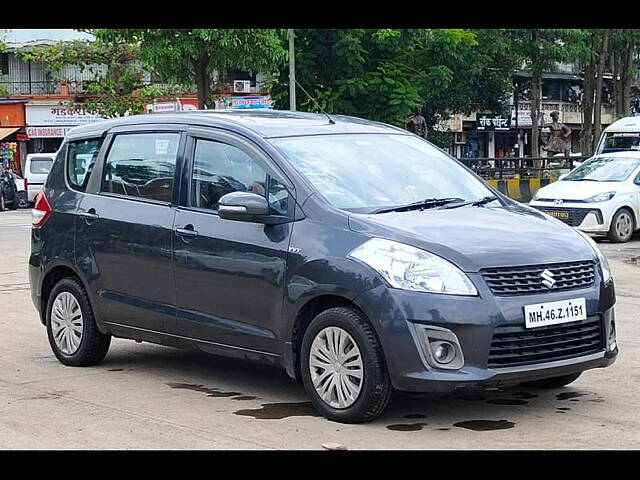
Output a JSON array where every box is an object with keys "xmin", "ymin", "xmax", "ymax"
[
  {"xmin": 572, "ymin": 178, "xmax": 601, "ymax": 182},
  {"xmin": 439, "ymin": 195, "xmax": 500, "ymax": 210},
  {"xmin": 373, "ymin": 197, "xmax": 465, "ymax": 214}
]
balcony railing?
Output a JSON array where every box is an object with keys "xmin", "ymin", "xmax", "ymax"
[{"xmin": 0, "ymin": 80, "xmax": 84, "ymax": 96}]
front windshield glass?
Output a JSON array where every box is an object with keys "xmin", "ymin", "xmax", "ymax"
[
  {"xmin": 271, "ymin": 134, "xmax": 492, "ymax": 211},
  {"xmin": 563, "ymin": 156, "xmax": 640, "ymax": 182},
  {"xmin": 601, "ymin": 132, "xmax": 640, "ymax": 153}
]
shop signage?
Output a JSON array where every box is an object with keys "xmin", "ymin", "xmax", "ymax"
[
  {"xmin": 476, "ymin": 114, "xmax": 511, "ymax": 131},
  {"xmin": 229, "ymin": 96, "xmax": 272, "ymax": 109},
  {"xmin": 26, "ymin": 105, "xmax": 104, "ymax": 127},
  {"xmin": 25, "ymin": 126, "xmax": 74, "ymax": 138}
]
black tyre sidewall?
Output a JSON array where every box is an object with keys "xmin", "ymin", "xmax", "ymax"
[
  {"xmin": 0, "ymin": 193, "xmax": 5, "ymax": 211},
  {"xmin": 300, "ymin": 307, "xmax": 391, "ymax": 423},
  {"xmin": 46, "ymin": 277, "xmax": 110, "ymax": 366},
  {"xmin": 608, "ymin": 209, "xmax": 634, "ymax": 243}
]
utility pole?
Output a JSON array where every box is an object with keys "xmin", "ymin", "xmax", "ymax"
[{"xmin": 288, "ymin": 29, "xmax": 296, "ymax": 111}]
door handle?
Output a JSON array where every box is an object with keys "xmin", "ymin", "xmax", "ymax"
[
  {"xmin": 80, "ymin": 208, "xmax": 99, "ymax": 225},
  {"xmin": 175, "ymin": 226, "xmax": 199, "ymax": 238}
]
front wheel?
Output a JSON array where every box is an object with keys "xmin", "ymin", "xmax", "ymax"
[
  {"xmin": 300, "ymin": 307, "xmax": 392, "ymax": 423},
  {"xmin": 46, "ymin": 277, "xmax": 111, "ymax": 366},
  {"xmin": 520, "ymin": 372, "xmax": 582, "ymax": 389},
  {"xmin": 608, "ymin": 209, "xmax": 634, "ymax": 243}
]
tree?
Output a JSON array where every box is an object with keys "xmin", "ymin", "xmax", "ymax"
[
  {"xmin": 0, "ymin": 37, "xmax": 7, "ymax": 97},
  {"xmin": 592, "ymin": 29, "xmax": 611, "ymax": 152},
  {"xmin": 611, "ymin": 29, "xmax": 640, "ymax": 120},
  {"xmin": 509, "ymin": 29, "xmax": 587, "ymax": 157},
  {"xmin": 95, "ymin": 29, "xmax": 287, "ymax": 109},
  {"xmin": 270, "ymin": 29, "xmax": 521, "ymax": 129},
  {"xmin": 19, "ymin": 35, "xmax": 171, "ymax": 117}
]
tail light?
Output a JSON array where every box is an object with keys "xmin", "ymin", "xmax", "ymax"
[{"xmin": 32, "ymin": 192, "xmax": 52, "ymax": 227}]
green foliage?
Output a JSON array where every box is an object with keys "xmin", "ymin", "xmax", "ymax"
[
  {"xmin": 18, "ymin": 36, "xmax": 158, "ymax": 117},
  {"xmin": 94, "ymin": 29, "xmax": 287, "ymax": 107},
  {"xmin": 271, "ymin": 29, "xmax": 522, "ymax": 129}
]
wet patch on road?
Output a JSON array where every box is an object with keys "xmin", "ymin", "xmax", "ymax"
[
  {"xmin": 556, "ymin": 391, "xmax": 588, "ymax": 401},
  {"xmin": 108, "ymin": 368, "xmax": 124, "ymax": 372},
  {"xmin": 387, "ymin": 422, "xmax": 428, "ymax": 432},
  {"xmin": 404, "ymin": 413, "xmax": 428, "ymax": 419},
  {"xmin": 231, "ymin": 395, "xmax": 258, "ymax": 401},
  {"xmin": 167, "ymin": 382, "xmax": 241, "ymax": 398},
  {"xmin": 454, "ymin": 420, "xmax": 515, "ymax": 431},
  {"xmin": 486, "ymin": 398, "xmax": 528, "ymax": 406},
  {"xmin": 512, "ymin": 392, "xmax": 538, "ymax": 400},
  {"xmin": 456, "ymin": 395, "xmax": 486, "ymax": 402},
  {"xmin": 234, "ymin": 401, "xmax": 321, "ymax": 420}
]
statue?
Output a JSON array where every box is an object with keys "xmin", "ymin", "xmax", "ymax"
[
  {"xmin": 406, "ymin": 109, "xmax": 427, "ymax": 139},
  {"xmin": 541, "ymin": 111, "xmax": 571, "ymax": 157}
]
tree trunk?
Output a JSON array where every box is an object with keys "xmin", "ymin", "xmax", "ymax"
[
  {"xmin": 194, "ymin": 55, "xmax": 211, "ymax": 109},
  {"xmin": 613, "ymin": 42, "xmax": 622, "ymax": 119},
  {"xmin": 531, "ymin": 70, "xmax": 542, "ymax": 159},
  {"xmin": 622, "ymin": 44, "xmax": 633, "ymax": 116},
  {"xmin": 593, "ymin": 29, "xmax": 610, "ymax": 152},
  {"xmin": 580, "ymin": 62, "xmax": 595, "ymax": 157}
]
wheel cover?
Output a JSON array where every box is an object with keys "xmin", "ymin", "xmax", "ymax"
[
  {"xmin": 616, "ymin": 212, "xmax": 632, "ymax": 238},
  {"xmin": 51, "ymin": 292, "xmax": 83, "ymax": 355},
  {"xmin": 309, "ymin": 326, "xmax": 364, "ymax": 409}
]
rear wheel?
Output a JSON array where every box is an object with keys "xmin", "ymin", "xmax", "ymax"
[
  {"xmin": 520, "ymin": 372, "xmax": 582, "ymax": 389},
  {"xmin": 608, "ymin": 209, "xmax": 634, "ymax": 243},
  {"xmin": 300, "ymin": 307, "xmax": 392, "ymax": 423},
  {"xmin": 46, "ymin": 277, "xmax": 111, "ymax": 366},
  {"xmin": 17, "ymin": 191, "xmax": 28, "ymax": 208}
]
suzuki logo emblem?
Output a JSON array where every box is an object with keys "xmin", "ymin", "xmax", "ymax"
[
  {"xmin": 540, "ymin": 269, "xmax": 557, "ymax": 289},
  {"xmin": 553, "ymin": 199, "xmax": 564, "ymax": 205}
]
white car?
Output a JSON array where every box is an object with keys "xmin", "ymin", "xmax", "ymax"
[
  {"xmin": 24, "ymin": 153, "xmax": 56, "ymax": 204},
  {"xmin": 530, "ymin": 151, "xmax": 640, "ymax": 242}
]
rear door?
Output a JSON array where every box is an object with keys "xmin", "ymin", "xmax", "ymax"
[
  {"xmin": 171, "ymin": 127, "xmax": 295, "ymax": 354},
  {"xmin": 76, "ymin": 125, "xmax": 185, "ymax": 335}
]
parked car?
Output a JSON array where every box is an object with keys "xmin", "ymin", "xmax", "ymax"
[
  {"xmin": 595, "ymin": 116, "xmax": 640, "ymax": 155},
  {"xmin": 29, "ymin": 111, "xmax": 618, "ymax": 423},
  {"xmin": 12, "ymin": 174, "xmax": 28, "ymax": 208},
  {"xmin": 530, "ymin": 151, "xmax": 640, "ymax": 242},
  {"xmin": 0, "ymin": 165, "xmax": 20, "ymax": 211},
  {"xmin": 24, "ymin": 153, "xmax": 56, "ymax": 205}
]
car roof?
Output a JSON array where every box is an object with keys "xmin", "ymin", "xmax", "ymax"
[
  {"xmin": 65, "ymin": 109, "xmax": 409, "ymax": 140},
  {"xmin": 603, "ymin": 116, "xmax": 640, "ymax": 133}
]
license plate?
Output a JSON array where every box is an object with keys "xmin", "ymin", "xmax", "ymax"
[
  {"xmin": 524, "ymin": 298, "xmax": 587, "ymax": 328},
  {"xmin": 546, "ymin": 210, "xmax": 569, "ymax": 219}
]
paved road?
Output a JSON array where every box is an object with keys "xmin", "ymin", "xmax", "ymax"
[{"xmin": 1, "ymin": 208, "xmax": 639, "ymax": 449}]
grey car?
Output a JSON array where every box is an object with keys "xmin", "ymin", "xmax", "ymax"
[{"xmin": 29, "ymin": 110, "xmax": 618, "ymax": 423}]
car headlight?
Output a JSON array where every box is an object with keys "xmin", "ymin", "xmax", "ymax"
[
  {"xmin": 576, "ymin": 230, "xmax": 612, "ymax": 284},
  {"xmin": 584, "ymin": 191, "xmax": 616, "ymax": 202},
  {"xmin": 348, "ymin": 238, "xmax": 477, "ymax": 296}
]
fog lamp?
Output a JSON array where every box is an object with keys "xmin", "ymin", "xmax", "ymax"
[
  {"xmin": 413, "ymin": 325, "xmax": 464, "ymax": 370},
  {"xmin": 608, "ymin": 322, "xmax": 617, "ymax": 351},
  {"xmin": 433, "ymin": 341, "xmax": 456, "ymax": 364}
]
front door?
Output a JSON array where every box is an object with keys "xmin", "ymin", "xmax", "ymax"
[
  {"xmin": 172, "ymin": 129, "xmax": 294, "ymax": 355},
  {"xmin": 76, "ymin": 129, "xmax": 184, "ymax": 334}
]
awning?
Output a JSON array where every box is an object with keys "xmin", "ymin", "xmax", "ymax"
[{"xmin": 0, "ymin": 127, "xmax": 19, "ymax": 141}]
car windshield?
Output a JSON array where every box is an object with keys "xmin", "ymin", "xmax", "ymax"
[
  {"xmin": 29, "ymin": 157, "xmax": 54, "ymax": 174},
  {"xmin": 601, "ymin": 132, "xmax": 640, "ymax": 153},
  {"xmin": 563, "ymin": 156, "xmax": 640, "ymax": 182},
  {"xmin": 271, "ymin": 134, "xmax": 492, "ymax": 212}
]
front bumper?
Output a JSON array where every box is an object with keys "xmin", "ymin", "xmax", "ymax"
[{"xmin": 353, "ymin": 274, "xmax": 617, "ymax": 393}]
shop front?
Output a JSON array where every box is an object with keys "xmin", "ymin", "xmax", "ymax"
[{"xmin": 25, "ymin": 102, "xmax": 104, "ymax": 156}]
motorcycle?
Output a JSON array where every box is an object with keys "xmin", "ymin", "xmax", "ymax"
[{"xmin": 0, "ymin": 166, "xmax": 20, "ymax": 212}]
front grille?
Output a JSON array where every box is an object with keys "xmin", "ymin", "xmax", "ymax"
[
  {"xmin": 532, "ymin": 206, "xmax": 602, "ymax": 227},
  {"xmin": 488, "ymin": 316, "xmax": 603, "ymax": 368},
  {"xmin": 481, "ymin": 260, "xmax": 596, "ymax": 296}
]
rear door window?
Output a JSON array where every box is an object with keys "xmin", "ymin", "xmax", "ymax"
[
  {"xmin": 102, "ymin": 132, "xmax": 180, "ymax": 203},
  {"xmin": 67, "ymin": 138, "xmax": 103, "ymax": 192}
]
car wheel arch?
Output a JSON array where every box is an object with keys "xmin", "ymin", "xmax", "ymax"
[{"xmin": 39, "ymin": 263, "xmax": 95, "ymax": 327}]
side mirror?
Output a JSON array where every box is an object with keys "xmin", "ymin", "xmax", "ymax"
[{"xmin": 218, "ymin": 191, "xmax": 269, "ymax": 222}]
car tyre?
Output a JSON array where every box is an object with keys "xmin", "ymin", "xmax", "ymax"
[
  {"xmin": 0, "ymin": 192, "xmax": 5, "ymax": 212},
  {"xmin": 608, "ymin": 209, "xmax": 634, "ymax": 243},
  {"xmin": 300, "ymin": 306, "xmax": 392, "ymax": 423},
  {"xmin": 520, "ymin": 372, "xmax": 582, "ymax": 389},
  {"xmin": 46, "ymin": 277, "xmax": 111, "ymax": 367},
  {"xmin": 17, "ymin": 191, "xmax": 28, "ymax": 208}
]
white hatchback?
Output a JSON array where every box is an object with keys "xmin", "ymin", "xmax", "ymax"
[{"xmin": 530, "ymin": 151, "xmax": 640, "ymax": 242}]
